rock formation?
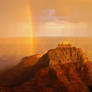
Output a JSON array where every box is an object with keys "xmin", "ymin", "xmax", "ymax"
[{"xmin": 0, "ymin": 43, "xmax": 92, "ymax": 92}]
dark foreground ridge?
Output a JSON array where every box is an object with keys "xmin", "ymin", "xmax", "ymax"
[{"xmin": 0, "ymin": 43, "xmax": 92, "ymax": 92}]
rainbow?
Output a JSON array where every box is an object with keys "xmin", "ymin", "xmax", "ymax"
[{"xmin": 27, "ymin": 0, "xmax": 35, "ymax": 55}]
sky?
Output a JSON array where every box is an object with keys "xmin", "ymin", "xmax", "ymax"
[{"xmin": 0, "ymin": 0, "xmax": 92, "ymax": 37}]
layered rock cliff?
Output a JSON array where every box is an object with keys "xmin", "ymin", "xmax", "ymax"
[{"xmin": 0, "ymin": 43, "xmax": 92, "ymax": 92}]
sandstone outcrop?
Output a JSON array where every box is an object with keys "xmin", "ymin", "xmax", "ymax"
[{"xmin": 0, "ymin": 43, "xmax": 92, "ymax": 92}]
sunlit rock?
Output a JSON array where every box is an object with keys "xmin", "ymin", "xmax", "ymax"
[{"xmin": 0, "ymin": 43, "xmax": 92, "ymax": 92}]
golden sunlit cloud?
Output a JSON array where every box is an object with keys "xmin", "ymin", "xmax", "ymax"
[{"xmin": 37, "ymin": 21, "xmax": 87, "ymax": 37}]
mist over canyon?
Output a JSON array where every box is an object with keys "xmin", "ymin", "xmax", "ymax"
[{"xmin": 0, "ymin": 42, "xmax": 92, "ymax": 92}]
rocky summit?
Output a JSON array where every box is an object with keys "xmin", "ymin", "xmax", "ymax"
[{"xmin": 0, "ymin": 43, "xmax": 92, "ymax": 92}]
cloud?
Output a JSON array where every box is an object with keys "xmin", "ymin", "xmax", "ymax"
[
  {"xmin": 35, "ymin": 19, "xmax": 88, "ymax": 37},
  {"xmin": 34, "ymin": 10, "xmax": 88, "ymax": 37},
  {"xmin": 40, "ymin": 9, "xmax": 56, "ymax": 16}
]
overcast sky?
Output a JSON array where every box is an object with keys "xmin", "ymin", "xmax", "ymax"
[{"xmin": 0, "ymin": 0, "xmax": 92, "ymax": 37}]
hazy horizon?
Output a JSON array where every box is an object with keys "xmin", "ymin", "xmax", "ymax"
[
  {"xmin": 0, "ymin": 0, "xmax": 92, "ymax": 69},
  {"xmin": 0, "ymin": 37, "xmax": 92, "ymax": 70}
]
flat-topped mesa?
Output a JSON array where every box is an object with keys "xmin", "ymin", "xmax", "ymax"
[{"xmin": 47, "ymin": 42, "xmax": 88, "ymax": 67}]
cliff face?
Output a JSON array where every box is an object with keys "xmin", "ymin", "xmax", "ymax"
[{"xmin": 0, "ymin": 44, "xmax": 92, "ymax": 92}]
